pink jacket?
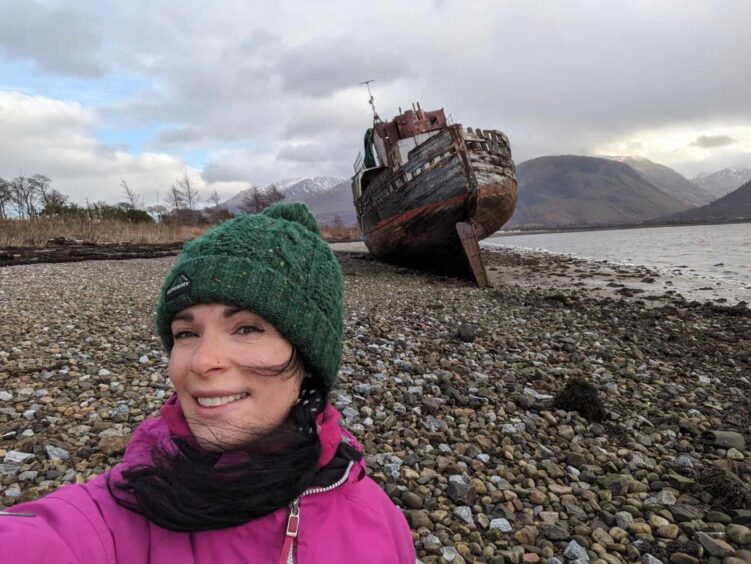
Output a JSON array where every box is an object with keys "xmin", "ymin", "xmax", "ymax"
[{"xmin": 0, "ymin": 399, "xmax": 416, "ymax": 563}]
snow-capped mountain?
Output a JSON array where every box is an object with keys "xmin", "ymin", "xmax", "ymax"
[
  {"xmin": 692, "ymin": 167, "xmax": 751, "ymax": 199},
  {"xmin": 220, "ymin": 176, "xmax": 356, "ymax": 225},
  {"xmin": 603, "ymin": 155, "xmax": 712, "ymax": 207},
  {"xmin": 271, "ymin": 176, "xmax": 347, "ymax": 200}
]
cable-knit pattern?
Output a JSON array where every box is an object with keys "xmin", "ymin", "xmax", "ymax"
[{"xmin": 154, "ymin": 203, "xmax": 344, "ymax": 387}]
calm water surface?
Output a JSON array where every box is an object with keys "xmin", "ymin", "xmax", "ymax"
[{"xmin": 485, "ymin": 223, "xmax": 751, "ymax": 300}]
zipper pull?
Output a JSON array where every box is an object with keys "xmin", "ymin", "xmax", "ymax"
[
  {"xmin": 278, "ymin": 499, "xmax": 300, "ymax": 564},
  {"xmin": 285, "ymin": 499, "xmax": 300, "ymax": 538}
]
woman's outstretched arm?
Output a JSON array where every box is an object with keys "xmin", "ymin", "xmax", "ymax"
[{"xmin": 0, "ymin": 482, "xmax": 115, "ymax": 564}]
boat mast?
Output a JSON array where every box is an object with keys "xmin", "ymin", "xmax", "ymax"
[{"xmin": 360, "ymin": 80, "xmax": 381, "ymax": 123}]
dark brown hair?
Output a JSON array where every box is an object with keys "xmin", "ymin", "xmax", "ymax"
[{"xmin": 108, "ymin": 351, "xmax": 328, "ymax": 531}]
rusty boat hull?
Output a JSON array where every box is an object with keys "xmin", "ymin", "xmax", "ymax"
[{"xmin": 353, "ymin": 121, "xmax": 517, "ymax": 284}]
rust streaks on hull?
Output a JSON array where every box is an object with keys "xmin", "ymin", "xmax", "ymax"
[{"xmin": 353, "ymin": 117, "xmax": 517, "ymax": 283}]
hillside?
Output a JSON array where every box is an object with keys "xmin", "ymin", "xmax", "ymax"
[
  {"xmin": 220, "ymin": 176, "xmax": 357, "ymax": 225},
  {"xmin": 295, "ymin": 181, "xmax": 357, "ymax": 225},
  {"xmin": 692, "ymin": 167, "xmax": 751, "ymax": 199},
  {"xmin": 605, "ymin": 156, "xmax": 712, "ymax": 207},
  {"xmin": 660, "ymin": 178, "xmax": 751, "ymax": 223},
  {"xmin": 508, "ymin": 156, "xmax": 690, "ymax": 228}
]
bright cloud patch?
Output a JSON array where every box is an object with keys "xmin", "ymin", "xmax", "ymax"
[
  {"xmin": 594, "ymin": 124, "xmax": 751, "ymax": 176},
  {"xmin": 0, "ymin": 90, "xmax": 197, "ymax": 204}
]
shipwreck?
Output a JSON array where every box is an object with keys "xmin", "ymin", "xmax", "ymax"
[{"xmin": 351, "ymin": 96, "xmax": 517, "ymax": 285}]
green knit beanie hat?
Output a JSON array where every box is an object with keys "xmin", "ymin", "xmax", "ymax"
[{"xmin": 155, "ymin": 202, "xmax": 344, "ymax": 388}]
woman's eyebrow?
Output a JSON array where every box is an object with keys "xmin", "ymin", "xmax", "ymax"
[
  {"xmin": 223, "ymin": 306, "xmax": 248, "ymax": 318},
  {"xmin": 172, "ymin": 312, "xmax": 194, "ymax": 323}
]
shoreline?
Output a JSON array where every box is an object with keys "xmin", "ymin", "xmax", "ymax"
[
  {"xmin": 482, "ymin": 246, "xmax": 750, "ymax": 309},
  {"xmin": 332, "ymin": 241, "xmax": 751, "ymax": 308},
  {"xmin": 494, "ymin": 218, "xmax": 751, "ymax": 237},
  {"xmin": 1, "ymin": 252, "xmax": 750, "ymax": 562}
]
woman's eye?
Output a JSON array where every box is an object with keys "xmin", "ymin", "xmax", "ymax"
[
  {"xmin": 237, "ymin": 325, "xmax": 263, "ymax": 335},
  {"xmin": 173, "ymin": 330, "xmax": 197, "ymax": 340}
]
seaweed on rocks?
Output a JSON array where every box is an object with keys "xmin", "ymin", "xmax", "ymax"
[
  {"xmin": 643, "ymin": 540, "xmax": 702, "ymax": 561},
  {"xmin": 699, "ymin": 466, "xmax": 751, "ymax": 510},
  {"xmin": 552, "ymin": 378, "xmax": 607, "ymax": 422}
]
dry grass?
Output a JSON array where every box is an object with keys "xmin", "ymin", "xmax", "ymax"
[
  {"xmin": 320, "ymin": 223, "xmax": 360, "ymax": 242},
  {"xmin": 0, "ymin": 218, "xmax": 208, "ymax": 247},
  {"xmin": 1, "ymin": 217, "xmax": 361, "ymax": 248}
]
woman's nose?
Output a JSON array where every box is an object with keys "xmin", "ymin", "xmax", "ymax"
[{"xmin": 188, "ymin": 331, "xmax": 229, "ymax": 377}]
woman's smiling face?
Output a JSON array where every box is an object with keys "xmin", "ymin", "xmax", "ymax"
[{"xmin": 168, "ymin": 303, "xmax": 303, "ymax": 450}]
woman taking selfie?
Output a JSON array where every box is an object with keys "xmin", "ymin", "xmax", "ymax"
[{"xmin": 0, "ymin": 202, "xmax": 416, "ymax": 563}]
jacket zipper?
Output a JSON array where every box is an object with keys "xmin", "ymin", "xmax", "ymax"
[{"xmin": 278, "ymin": 460, "xmax": 355, "ymax": 564}]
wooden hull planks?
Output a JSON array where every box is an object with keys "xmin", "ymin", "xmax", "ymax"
[{"xmin": 354, "ymin": 123, "xmax": 517, "ymax": 284}]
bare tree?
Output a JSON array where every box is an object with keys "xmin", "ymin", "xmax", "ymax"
[
  {"xmin": 121, "ymin": 179, "xmax": 143, "ymax": 209},
  {"xmin": 265, "ymin": 183, "xmax": 285, "ymax": 209},
  {"xmin": 238, "ymin": 184, "xmax": 285, "ymax": 214},
  {"xmin": 0, "ymin": 178, "xmax": 10, "ymax": 219},
  {"xmin": 239, "ymin": 186, "xmax": 263, "ymax": 214},
  {"xmin": 41, "ymin": 189, "xmax": 69, "ymax": 216},
  {"xmin": 29, "ymin": 175, "xmax": 51, "ymax": 210},
  {"xmin": 206, "ymin": 189, "xmax": 222, "ymax": 209},
  {"xmin": 166, "ymin": 184, "xmax": 185, "ymax": 212},
  {"xmin": 175, "ymin": 171, "xmax": 200, "ymax": 211},
  {"xmin": 9, "ymin": 175, "xmax": 38, "ymax": 219}
]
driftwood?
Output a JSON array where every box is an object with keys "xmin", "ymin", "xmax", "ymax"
[{"xmin": 0, "ymin": 239, "xmax": 183, "ymax": 268}]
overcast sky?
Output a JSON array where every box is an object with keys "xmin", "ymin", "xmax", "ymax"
[{"xmin": 1, "ymin": 0, "xmax": 750, "ymax": 205}]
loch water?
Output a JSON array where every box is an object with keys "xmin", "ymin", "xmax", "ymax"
[{"xmin": 484, "ymin": 223, "xmax": 751, "ymax": 303}]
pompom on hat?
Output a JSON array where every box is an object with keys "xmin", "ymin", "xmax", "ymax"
[{"xmin": 155, "ymin": 202, "xmax": 344, "ymax": 388}]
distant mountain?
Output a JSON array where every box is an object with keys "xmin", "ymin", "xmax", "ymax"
[
  {"xmin": 290, "ymin": 180, "xmax": 357, "ymax": 226},
  {"xmin": 221, "ymin": 176, "xmax": 357, "ymax": 225},
  {"xmin": 692, "ymin": 167, "xmax": 751, "ymax": 199},
  {"xmin": 277, "ymin": 177, "xmax": 347, "ymax": 199},
  {"xmin": 660, "ymin": 178, "xmax": 751, "ymax": 223},
  {"xmin": 508, "ymin": 155, "xmax": 690, "ymax": 228},
  {"xmin": 604, "ymin": 156, "xmax": 712, "ymax": 207}
]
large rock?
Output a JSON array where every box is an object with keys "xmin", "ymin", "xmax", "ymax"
[
  {"xmin": 489, "ymin": 518, "xmax": 513, "ymax": 533},
  {"xmin": 3, "ymin": 451, "xmax": 34, "ymax": 465},
  {"xmin": 730, "ymin": 510, "xmax": 751, "ymax": 526},
  {"xmin": 727, "ymin": 524, "xmax": 751, "ymax": 545},
  {"xmin": 696, "ymin": 531, "xmax": 735, "ymax": 557},
  {"xmin": 668, "ymin": 554, "xmax": 699, "ymax": 564},
  {"xmin": 45, "ymin": 445, "xmax": 70, "ymax": 462},
  {"xmin": 615, "ymin": 511, "xmax": 635, "ymax": 529},
  {"xmin": 447, "ymin": 481, "xmax": 477, "ymax": 505},
  {"xmin": 702, "ymin": 430, "xmax": 746, "ymax": 450},
  {"xmin": 543, "ymin": 524, "xmax": 569, "ymax": 541},
  {"xmin": 598, "ymin": 473, "xmax": 632, "ymax": 496},
  {"xmin": 407, "ymin": 510, "xmax": 431, "ymax": 529},
  {"xmin": 457, "ymin": 324, "xmax": 477, "ymax": 343},
  {"xmin": 668, "ymin": 503, "xmax": 704, "ymax": 523},
  {"xmin": 645, "ymin": 490, "xmax": 677, "ymax": 506},
  {"xmin": 97, "ymin": 430, "xmax": 130, "ymax": 455},
  {"xmin": 563, "ymin": 540, "xmax": 590, "ymax": 561},
  {"xmin": 453, "ymin": 506, "xmax": 474, "ymax": 526}
]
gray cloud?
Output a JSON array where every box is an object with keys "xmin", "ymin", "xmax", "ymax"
[
  {"xmin": 0, "ymin": 1, "xmax": 105, "ymax": 76},
  {"xmin": 274, "ymin": 39, "xmax": 412, "ymax": 98},
  {"xmin": 155, "ymin": 126, "xmax": 204, "ymax": 146},
  {"xmin": 277, "ymin": 143, "xmax": 328, "ymax": 163},
  {"xmin": 2, "ymin": 0, "xmax": 751, "ymax": 196},
  {"xmin": 692, "ymin": 134, "xmax": 736, "ymax": 149}
]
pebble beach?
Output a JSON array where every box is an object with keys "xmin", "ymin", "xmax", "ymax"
[{"xmin": 1, "ymin": 248, "xmax": 750, "ymax": 563}]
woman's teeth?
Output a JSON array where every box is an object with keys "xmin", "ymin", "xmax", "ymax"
[{"xmin": 195, "ymin": 393, "xmax": 248, "ymax": 407}]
